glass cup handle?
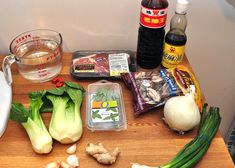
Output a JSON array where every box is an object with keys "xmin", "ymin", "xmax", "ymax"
[{"xmin": 2, "ymin": 54, "xmax": 15, "ymax": 85}]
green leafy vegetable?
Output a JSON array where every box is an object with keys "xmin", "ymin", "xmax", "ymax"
[
  {"xmin": 47, "ymin": 86, "xmax": 66, "ymax": 95},
  {"xmin": 46, "ymin": 82, "xmax": 84, "ymax": 144},
  {"xmin": 10, "ymin": 80, "xmax": 85, "ymax": 153},
  {"xmin": 92, "ymin": 88, "xmax": 119, "ymax": 102},
  {"xmin": 10, "ymin": 102, "xmax": 30, "ymax": 122},
  {"xmin": 10, "ymin": 91, "xmax": 53, "ymax": 154},
  {"xmin": 65, "ymin": 81, "xmax": 85, "ymax": 90}
]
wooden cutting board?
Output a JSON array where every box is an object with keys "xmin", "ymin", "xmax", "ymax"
[{"xmin": 0, "ymin": 53, "xmax": 233, "ymax": 168}]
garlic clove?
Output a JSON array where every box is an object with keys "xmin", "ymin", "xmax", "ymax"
[
  {"xmin": 66, "ymin": 144, "xmax": 77, "ymax": 154},
  {"xmin": 60, "ymin": 161, "xmax": 70, "ymax": 168},
  {"xmin": 44, "ymin": 160, "xmax": 61, "ymax": 168},
  {"xmin": 66, "ymin": 154, "xmax": 79, "ymax": 167}
]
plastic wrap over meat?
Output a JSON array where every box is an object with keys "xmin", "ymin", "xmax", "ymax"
[
  {"xmin": 121, "ymin": 65, "xmax": 203, "ymax": 116},
  {"xmin": 73, "ymin": 54, "xmax": 110, "ymax": 75},
  {"xmin": 71, "ymin": 50, "xmax": 137, "ymax": 79}
]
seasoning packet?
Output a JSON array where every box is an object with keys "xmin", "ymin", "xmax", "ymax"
[{"xmin": 121, "ymin": 65, "xmax": 203, "ymax": 116}]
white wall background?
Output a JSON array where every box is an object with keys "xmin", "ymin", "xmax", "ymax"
[{"xmin": 0, "ymin": 0, "xmax": 234, "ymax": 137}]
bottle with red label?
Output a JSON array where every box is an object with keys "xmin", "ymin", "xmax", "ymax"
[
  {"xmin": 136, "ymin": 0, "xmax": 168, "ymax": 69},
  {"xmin": 161, "ymin": 0, "xmax": 189, "ymax": 68}
]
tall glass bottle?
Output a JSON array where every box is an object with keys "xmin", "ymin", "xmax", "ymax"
[
  {"xmin": 161, "ymin": 0, "xmax": 189, "ymax": 68},
  {"xmin": 137, "ymin": 0, "xmax": 168, "ymax": 69}
]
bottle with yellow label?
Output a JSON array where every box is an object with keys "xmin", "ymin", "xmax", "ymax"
[{"xmin": 161, "ymin": 0, "xmax": 189, "ymax": 68}]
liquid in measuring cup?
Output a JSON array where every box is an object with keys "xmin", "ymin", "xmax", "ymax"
[{"xmin": 16, "ymin": 40, "xmax": 62, "ymax": 82}]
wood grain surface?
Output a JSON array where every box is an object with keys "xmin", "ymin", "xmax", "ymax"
[{"xmin": 0, "ymin": 53, "xmax": 234, "ymax": 168}]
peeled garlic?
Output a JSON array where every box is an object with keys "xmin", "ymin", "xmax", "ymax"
[
  {"xmin": 66, "ymin": 154, "xmax": 79, "ymax": 167},
  {"xmin": 66, "ymin": 144, "xmax": 77, "ymax": 154},
  {"xmin": 60, "ymin": 161, "xmax": 70, "ymax": 168},
  {"xmin": 44, "ymin": 160, "xmax": 61, "ymax": 168}
]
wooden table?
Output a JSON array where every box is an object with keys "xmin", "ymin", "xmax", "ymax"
[{"xmin": 0, "ymin": 53, "xmax": 234, "ymax": 168}]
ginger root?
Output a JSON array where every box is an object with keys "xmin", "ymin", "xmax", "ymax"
[{"xmin": 85, "ymin": 142, "xmax": 120, "ymax": 165}]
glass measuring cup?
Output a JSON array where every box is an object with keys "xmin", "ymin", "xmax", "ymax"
[{"xmin": 2, "ymin": 29, "xmax": 63, "ymax": 83}]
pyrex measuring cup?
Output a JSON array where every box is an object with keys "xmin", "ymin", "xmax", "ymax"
[{"xmin": 2, "ymin": 29, "xmax": 63, "ymax": 83}]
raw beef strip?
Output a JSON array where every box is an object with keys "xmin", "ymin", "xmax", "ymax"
[{"xmin": 73, "ymin": 54, "xmax": 109, "ymax": 74}]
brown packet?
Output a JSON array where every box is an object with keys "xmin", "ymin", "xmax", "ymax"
[{"xmin": 121, "ymin": 65, "xmax": 203, "ymax": 116}]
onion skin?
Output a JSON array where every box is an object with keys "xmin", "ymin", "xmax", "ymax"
[{"xmin": 163, "ymin": 94, "xmax": 201, "ymax": 132}]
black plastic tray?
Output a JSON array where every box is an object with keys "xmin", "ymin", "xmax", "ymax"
[{"xmin": 70, "ymin": 50, "xmax": 137, "ymax": 79}]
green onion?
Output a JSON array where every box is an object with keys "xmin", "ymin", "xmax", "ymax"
[{"xmin": 161, "ymin": 103, "xmax": 221, "ymax": 168}]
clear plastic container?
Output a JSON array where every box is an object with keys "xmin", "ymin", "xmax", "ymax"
[{"xmin": 86, "ymin": 80, "xmax": 127, "ymax": 131}]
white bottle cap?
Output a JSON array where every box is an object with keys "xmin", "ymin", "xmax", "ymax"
[{"xmin": 176, "ymin": 0, "xmax": 189, "ymax": 14}]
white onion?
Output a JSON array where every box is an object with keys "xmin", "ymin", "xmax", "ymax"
[{"xmin": 163, "ymin": 85, "xmax": 201, "ymax": 132}]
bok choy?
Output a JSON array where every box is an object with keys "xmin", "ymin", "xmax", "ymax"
[
  {"xmin": 10, "ymin": 81, "xmax": 85, "ymax": 154},
  {"xmin": 10, "ymin": 91, "xmax": 52, "ymax": 154},
  {"xmin": 45, "ymin": 81, "xmax": 85, "ymax": 144}
]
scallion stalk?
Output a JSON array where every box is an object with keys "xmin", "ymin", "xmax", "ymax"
[{"xmin": 160, "ymin": 104, "xmax": 221, "ymax": 168}]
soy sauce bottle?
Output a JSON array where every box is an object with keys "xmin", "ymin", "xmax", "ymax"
[
  {"xmin": 161, "ymin": 0, "xmax": 189, "ymax": 68},
  {"xmin": 137, "ymin": 0, "xmax": 168, "ymax": 69}
]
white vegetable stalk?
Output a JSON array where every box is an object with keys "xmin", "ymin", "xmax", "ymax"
[
  {"xmin": 23, "ymin": 118, "xmax": 53, "ymax": 154},
  {"xmin": 163, "ymin": 85, "xmax": 201, "ymax": 132},
  {"xmin": 47, "ymin": 85, "xmax": 84, "ymax": 144},
  {"xmin": 131, "ymin": 163, "xmax": 156, "ymax": 168}
]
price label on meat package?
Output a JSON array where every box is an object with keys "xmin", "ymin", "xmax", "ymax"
[{"xmin": 108, "ymin": 53, "xmax": 130, "ymax": 76}]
